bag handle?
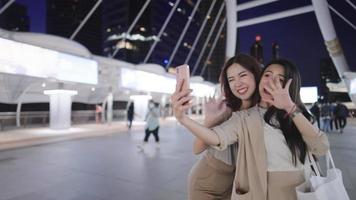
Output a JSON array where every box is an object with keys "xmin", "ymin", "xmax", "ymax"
[
  {"xmin": 326, "ymin": 150, "xmax": 336, "ymax": 170},
  {"xmin": 308, "ymin": 151, "xmax": 321, "ymax": 177}
]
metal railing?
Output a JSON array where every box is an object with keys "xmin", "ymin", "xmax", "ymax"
[{"xmin": 0, "ymin": 110, "xmax": 127, "ymax": 131}]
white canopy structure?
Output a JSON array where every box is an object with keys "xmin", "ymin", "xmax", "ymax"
[
  {"xmin": 0, "ymin": 28, "xmax": 216, "ymax": 128},
  {"xmin": 0, "ymin": 28, "xmax": 216, "ymax": 104}
]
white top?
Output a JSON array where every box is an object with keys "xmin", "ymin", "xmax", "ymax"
[
  {"xmin": 145, "ymin": 107, "xmax": 160, "ymax": 130},
  {"xmin": 259, "ymin": 108, "xmax": 305, "ymax": 172}
]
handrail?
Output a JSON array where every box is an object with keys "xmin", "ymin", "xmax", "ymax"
[{"xmin": 0, "ymin": 110, "xmax": 126, "ymax": 131}]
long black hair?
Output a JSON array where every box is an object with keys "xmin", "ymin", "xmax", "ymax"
[
  {"xmin": 220, "ymin": 54, "xmax": 261, "ymax": 111},
  {"xmin": 262, "ymin": 59, "xmax": 314, "ymax": 165}
]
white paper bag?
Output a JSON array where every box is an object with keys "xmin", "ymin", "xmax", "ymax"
[{"xmin": 296, "ymin": 151, "xmax": 350, "ymax": 200}]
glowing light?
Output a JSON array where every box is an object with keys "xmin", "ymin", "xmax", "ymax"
[
  {"xmin": 107, "ymin": 33, "xmax": 159, "ymax": 42},
  {"xmin": 0, "ymin": 37, "xmax": 98, "ymax": 84},
  {"xmin": 255, "ymin": 35, "xmax": 262, "ymax": 42},
  {"xmin": 44, "ymin": 90, "xmax": 78, "ymax": 95},
  {"xmin": 350, "ymin": 79, "xmax": 356, "ymax": 94},
  {"xmin": 120, "ymin": 68, "xmax": 215, "ymax": 97},
  {"xmin": 300, "ymin": 87, "xmax": 318, "ymax": 103},
  {"xmin": 140, "ymin": 27, "xmax": 146, "ymax": 32}
]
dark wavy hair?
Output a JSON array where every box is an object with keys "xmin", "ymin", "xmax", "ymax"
[
  {"xmin": 262, "ymin": 59, "xmax": 314, "ymax": 165},
  {"xmin": 220, "ymin": 54, "xmax": 262, "ymax": 111}
]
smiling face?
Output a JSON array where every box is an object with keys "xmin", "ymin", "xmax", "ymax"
[
  {"xmin": 259, "ymin": 64, "xmax": 286, "ymax": 105},
  {"xmin": 226, "ymin": 63, "xmax": 256, "ymax": 107}
]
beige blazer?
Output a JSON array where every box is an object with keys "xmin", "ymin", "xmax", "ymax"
[{"xmin": 212, "ymin": 106, "xmax": 329, "ymax": 200}]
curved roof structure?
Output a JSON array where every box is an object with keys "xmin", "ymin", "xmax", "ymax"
[{"xmin": 0, "ymin": 28, "xmax": 92, "ymax": 58}]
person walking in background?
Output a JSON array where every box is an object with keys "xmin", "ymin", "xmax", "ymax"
[
  {"xmin": 127, "ymin": 102, "xmax": 135, "ymax": 129},
  {"xmin": 310, "ymin": 102, "xmax": 320, "ymax": 129},
  {"xmin": 329, "ymin": 102, "xmax": 336, "ymax": 131},
  {"xmin": 138, "ymin": 100, "xmax": 160, "ymax": 151},
  {"xmin": 320, "ymin": 102, "xmax": 331, "ymax": 132},
  {"xmin": 334, "ymin": 101, "xmax": 350, "ymax": 133},
  {"xmin": 95, "ymin": 104, "xmax": 103, "ymax": 124}
]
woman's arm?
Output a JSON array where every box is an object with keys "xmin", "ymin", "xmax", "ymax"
[
  {"xmin": 193, "ymin": 98, "xmax": 233, "ymax": 154},
  {"xmin": 179, "ymin": 113, "xmax": 221, "ymax": 146},
  {"xmin": 193, "ymin": 139, "xmax": 209, "ymax": 154},
  {"xmin": 290, "ymin": 110, "xmax": 322, "ymax": 138},
  {"xmin": 171, "ymin": 79, "xmax": 220, "ymax": 146},
  {"xmin": 289, "ymin": 110, "xmax": 329, "ymax": 155}
]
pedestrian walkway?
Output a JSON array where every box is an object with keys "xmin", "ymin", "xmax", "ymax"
[
  {"xmin": 322, "ymin": 119, "xmax": 356, "ymax": 199},
  {"xmin": 0, "ymin": 117, "xmax": 188, "ymax": 151},
  {"xmin": 0, "ymin": 117, "xmax": 355, "ymax": 199}
]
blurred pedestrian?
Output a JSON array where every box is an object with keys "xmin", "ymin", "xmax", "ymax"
[
  {"xmin": 95, "ymin": 104, "xmax": 102, "ymax": 123},
  {"xmin": 310, "ymin": 102, "xmax": 320, "ymax": 129},
  {"xmin": 334, "ymin": 101, "xmax": 349, "ymax": 133},
  {"xmin": 127, "ymin": 102, "xmax": 135, "ymax": 129},
  {"xmin": 320, "ymin": 102, "xmax": 331, "ymax": 132},
  {"xmin": 329, "ymin": 102, "xmax": 336, "ymax": 131},
  {"xmin": 138, "ymin": 100, "xmax": 160, "ymax": 151}
]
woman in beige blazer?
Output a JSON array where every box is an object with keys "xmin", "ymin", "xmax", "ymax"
[
  {"xmin": 171, "ymin": 59, "xmax": 329, "ymax": 200},
  {"xmin": 188, "ymin": 54, "xmax": 261, "ymax": 200}
]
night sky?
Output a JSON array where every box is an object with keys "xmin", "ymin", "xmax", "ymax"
[
  {"xmin": 17, "ymin": 0, "xmax": 46, "ymax": 32},
  {"xmin": 14, "ymin": 0, "xmax": 356, "ymax": 88}
]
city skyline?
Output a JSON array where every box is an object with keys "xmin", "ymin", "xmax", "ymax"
[{"xmin": 3, "ymin": 0, "xmax": 356, "ymax": 88}]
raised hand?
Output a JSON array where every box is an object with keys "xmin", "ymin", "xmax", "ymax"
[
  {"xmin": 170, "ymin": 79, "xmax": 194, "ymax": 121},
  {"xmin": 263, "ymin": 78, "xmax": 295, "ymax": 112},
  {"xmin": 204, "ymin": 97, "xmax": 232, "ymax": 127}
]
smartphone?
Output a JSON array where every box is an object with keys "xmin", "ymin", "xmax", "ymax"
[{"xmin": 176, "ymin": 64, "xmax": 190, "ymax": 91}]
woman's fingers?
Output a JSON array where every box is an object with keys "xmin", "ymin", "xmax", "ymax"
[
  {"xmin": 284, "ymin": 79, "xmax": 292, "ymax": 91},
  {"xmin": 274, "ymin": 77, "xmax": 283, "ymax": 89},
  {"xmin": 262, "ymin": 97, "xmax": 274, "ymax": 105},
  {"xmin": 264, "ymin": 84, "xmax": 274, "ymax": 95},
  {"xmin": 181, "ymin": 101, "xmax": 194, "ymax": 111},
  {"xmin": 175, "ymin": 78, "xmax": 184, "ymax": 92},
  {"xmin": 268, "ymin": 78, "xmax": 278, "ymax": 91},
  {"xmin": 177, "ymin": 95, "xmax": 194, "ymax": 106},
  {"xmin": 171, "ymin": 89, "xmax": 192, "ymax": 103}
]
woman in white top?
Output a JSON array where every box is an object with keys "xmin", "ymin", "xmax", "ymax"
[
  {"xmin": 171, "ymin": 59, "xmax": 329, "ymax": 200},
  {"xmin": 188, "ymin": 54, "xmax": 261, "ymax": 200}
]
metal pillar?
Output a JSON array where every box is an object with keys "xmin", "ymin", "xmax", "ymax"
[
  {"xmin": 16, "ymin": 80, "xmax": 40, "ymax": 127},
  {"xmin": 346, "ymin": 0, "xmax": 356, "ymax": 11},
  {"xmin": 200, "ymin": 18, "xmax": 227, "ymax": 76},
  {"xmin": 236, "ymin": 0, "xmax": 278, "ymax": 11},
  {"xmin": 143, "ymin": 0, "xmax": 181, "ymax": 63},
  {"xmin": 191, "ymin": 2, "xmax": 225, "ymax": 75},
  {"xmin": 0, "ymin": 0, "xmax": 15, "ymax": 15},
  {"xmin": 311, "ymin": 0, "xmax": 350, "ymax": 77},
  {"xmin": 225, "ymin": 0, "xmax": 277, "ymax": 58},
  {"xmin": 236, "ymin": 5, "xmax": 314, "ymax": 28},
  {"xmin": 225, "ymin": 0, "xmax": 237, "ymax": 58},
  {"xmin": 184, "ymin": 0, "xmax": 217, "ymax": 64},
  {"xmin": 70, "ymin": 0, "xmax": 102, "ymax": 40},
  {"xmin": 328, "ymin": 5, "xmax": 356, "ymax": 31},
  {"xmin": 165, "ymin": 0, "xmax": 202, "ymax": 69}
]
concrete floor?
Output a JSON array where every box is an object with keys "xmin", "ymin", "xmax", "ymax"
[{"xmin": 0, "ymin": 120, "xmax": 355, "ymax": 200}]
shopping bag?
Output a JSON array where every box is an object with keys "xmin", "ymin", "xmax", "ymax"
[{"xmin": 296, "ymin": 151, "xmax": 350, "ymax": 200}]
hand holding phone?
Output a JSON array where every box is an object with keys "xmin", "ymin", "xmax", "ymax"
[{"xmin": 176, "ymin": 64, "xmax": 190, "ymax": 91}]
